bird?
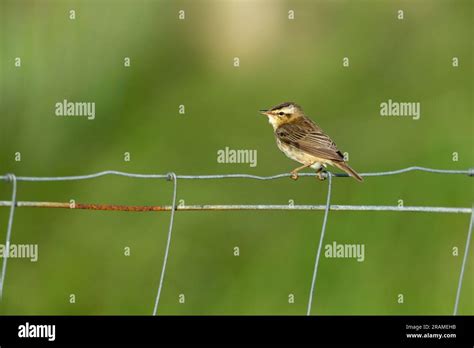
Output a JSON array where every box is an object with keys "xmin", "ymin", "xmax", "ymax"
[{"xmin": 259, "ymin": 102, "xmax": 363, "ymax": 182}]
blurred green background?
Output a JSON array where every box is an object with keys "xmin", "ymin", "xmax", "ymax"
[{"xmin": 0, "ymin": 0, "xmax": 472, "ymax": 315}]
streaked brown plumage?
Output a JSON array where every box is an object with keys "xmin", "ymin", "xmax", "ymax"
[{"xmin": 259, "ymin": 102, "xmax": 363, "ymax": 182}]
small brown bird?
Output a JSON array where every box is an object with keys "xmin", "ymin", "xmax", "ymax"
[{"xmin": 259, "ymin": 102, "xmax": 363, "ymax": 182}]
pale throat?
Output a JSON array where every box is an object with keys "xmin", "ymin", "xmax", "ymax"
[{"xmin": 267, "ymin": 116, "xmax": 280, "ymax": 130}]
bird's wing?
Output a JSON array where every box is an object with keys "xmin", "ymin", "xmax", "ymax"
[{"xmin": 275, "ymin": 119, "xmax": 345, "ymax": 162}]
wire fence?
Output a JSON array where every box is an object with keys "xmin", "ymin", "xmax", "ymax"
[{"xmin": 0, "ymin": 166, "xmax": 472, "ymax": 315}]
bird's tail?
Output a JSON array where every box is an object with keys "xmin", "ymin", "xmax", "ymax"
[{"xmin": 334, "ymin": 162, "xmax": 364, "ymax": 182}]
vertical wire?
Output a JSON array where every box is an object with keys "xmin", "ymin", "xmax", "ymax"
[
  {"xmin": 453, "ymin": 206, "xmax": 473, "ymax": 315},
  {"xmin": 307, "ymin": 173, "xmax": 332, "ymax": 315},
  {"xmin": 0, "ymin": 174, "xmax": 17, "ymax": 299},
  {"xmin": 152, "ymin": 173, "xmax": 178, "ymax": 315}
]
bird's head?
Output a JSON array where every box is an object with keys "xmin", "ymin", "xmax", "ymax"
[{"xmin": 259, "ymin": 102, "xmax": 304, "ymax": 129}]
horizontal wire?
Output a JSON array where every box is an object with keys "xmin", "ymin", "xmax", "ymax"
[
  {"xmin": 0, "ymin": 166, "xmax": 472, "ymax": 182},
  {"xmin": 0, "ymin": 201, "xmax": 470, "ymax": 214}
]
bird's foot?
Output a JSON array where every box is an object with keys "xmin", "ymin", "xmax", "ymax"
[
  {"xmin": 290, "ymin": 171, "xmax": 299, "ymax": 180},
  {"xmin": 316, "ymin": 171, "xmax": 328, "ymax": 181}
]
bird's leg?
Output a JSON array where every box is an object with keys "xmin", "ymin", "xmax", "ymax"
[
  {"xmin": 315, "ymin": 166, "xmax": 328, "ymax": 181},
  {"xmin": 290, "ymin": 163, "xmax": 313, "ymax": 180}
]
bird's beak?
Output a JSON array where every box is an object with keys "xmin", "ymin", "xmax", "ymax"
[{"xmin": 259, "ymin": 109, "xmax": 270, "ymax": 116}]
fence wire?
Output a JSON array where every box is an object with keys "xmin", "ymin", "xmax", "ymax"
[
  {"xmin": 153, "ymin": 173, "xmax": 177, "ymax": 316},
  {"xmin": 0, "ymin": 174, "xmax": 16, "ymax": 299},
  {"xmin": 0, "ymin": 166, "xmax": 472, "ymax": 182},
  {"xmin": 307, "ymin": 173, "xmax": 332, "ymax": 315},
  {"xmin": 0, "ymin": 166, "xmax": 472, "ymax": 315}
]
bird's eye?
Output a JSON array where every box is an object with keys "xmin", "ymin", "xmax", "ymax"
[{"xmin": 278, "ymin": 112, "xmax": 284, "ymax": 116}]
